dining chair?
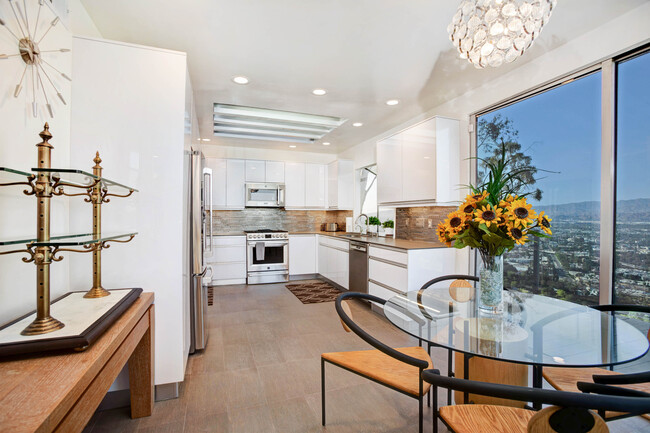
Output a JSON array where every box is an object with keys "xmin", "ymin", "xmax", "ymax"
[
  {"xmin": 543, "ymin": 303, "xmax": 650, "ymax": 422},
  {"xmin": 321, "ymin": 292, "xmax": 433, "ymax": 433},
  {"xmin": 422, "ymin": 368, "xmax": 650, "ymax": 433},
  {"xmin": 417, "ymin": 274, "xmax": 528, "ymax": 407}
]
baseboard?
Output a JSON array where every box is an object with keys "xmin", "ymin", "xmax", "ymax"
[
  {"xmin": 289, "ymin": 273, "xmax": 319, "ymax": 281},
  {"xmin": 318, "ymin": 275, "xmax": 348, "ymax": 292},
  {"xmin": 155, "ymin": 382, "xmax": 180, "ymax": 401},
  {"xmin": 212, "ymin": 278, "xmax": 246, "ymax": 286}
]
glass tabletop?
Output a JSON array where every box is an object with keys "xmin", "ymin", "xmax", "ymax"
[
  {"xmin": 0, "ymin": 167, "xmax": 33, "ymax": 184},
  {"xmin": 383, "ymin": 287, "xmax": 649, "ymax": 368},
  {"xmin": 0, "ymin": 232, "xmax": 137, "ymax": 247},
  {"xmin": 32, "ymin": 168, "xmax": 98, "ymax": 188}
]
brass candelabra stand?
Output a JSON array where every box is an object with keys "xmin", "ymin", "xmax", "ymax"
[{"xmin": 0, "ymin": 124, "xmax": 137, "ymax": 336}]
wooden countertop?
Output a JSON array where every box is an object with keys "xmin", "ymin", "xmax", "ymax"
[{"xmin": 0, "ymin": 292, "xmax": 155, "ymax": 433}]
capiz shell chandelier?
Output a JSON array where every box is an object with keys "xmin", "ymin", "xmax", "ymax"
[{"xmin": 447, "ymin": 0, "xmax": 557, "ymax": 69}]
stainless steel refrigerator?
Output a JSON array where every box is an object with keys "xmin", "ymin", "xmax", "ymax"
[{"xmin": 188, "ymin": 149, "xmax": 211, "ymax": 353}]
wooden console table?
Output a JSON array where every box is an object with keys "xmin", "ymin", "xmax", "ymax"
[{"xmin": 0, "ymin": 292, "xmax": 154, "ymax": 433}]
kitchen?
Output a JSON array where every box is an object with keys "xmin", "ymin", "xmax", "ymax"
[{"xmin": 0, "ymin": 1, "xmax": 649, "ymax": 432}]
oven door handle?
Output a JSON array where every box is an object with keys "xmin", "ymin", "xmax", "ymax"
[{"xmin": 247, "ymin": 241, "xmax": 288, "ymax": 246}]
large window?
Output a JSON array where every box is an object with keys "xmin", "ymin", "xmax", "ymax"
[
  {"xmin": 614, "ymin": 50, "xmax": 650, "ymax": 306},
  {"xmin": 476, "ymin": 72, "xmax": 602, "ymax": 304}
]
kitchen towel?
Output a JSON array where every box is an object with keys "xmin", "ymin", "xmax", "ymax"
[{"xmin": 255, "ymin": 242, "xmax": 265, "ymax": 261}]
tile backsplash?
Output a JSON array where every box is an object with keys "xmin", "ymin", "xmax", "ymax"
[
  {"xmin": 395, "ymin": 206, "xmax": 456, "ymax": 242},
  {"xmin": 211, "ymin": 209, "xmax": 352, "ymax": 233}
]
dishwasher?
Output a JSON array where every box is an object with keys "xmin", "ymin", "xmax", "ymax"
[{"xmin": 349, "ymin": 241, "xmax": 368, "ymax": 293}]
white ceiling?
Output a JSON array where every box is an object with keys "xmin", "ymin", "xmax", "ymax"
[{"xmin": 81, "ymin": 0, "xmax": 645, "ymax": 154}]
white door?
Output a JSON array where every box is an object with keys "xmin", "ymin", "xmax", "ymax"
[
  {"xmin": 265, "ymin": 161, "xmax": 285, "ymax": 183},
  {"xmin": 337, "ymin": 160, "xmax": 354, "ymax": 210},
  {"xmin": 285, "ymin": 162, "xmax": 306, "ymax": 207},
  {"xmin": 402, "ymin": 118, "xmax": 437, "ymax": 202},
  {"xmin": 377, "ymin": 135, "xmax": 403, "ymax": 204},
  {"xmin": 226, "ymin": 159, "xmax": 246, "ymax": 208},
  {"xmin": 205, "ymin": 158, "xmax": 227, "ymax": 208},
  {"xmin": 305, "ymin": 163, "xmax": 326, "ymax": 208},
  {"xmin": 289, "ymin": 235, "xmax": 316, "ymax": 275},
  {"xmin": 245, "ymin": 160, "xmax": 266, "ymax": 182},
  {"xmin": 327, "ymin": 161, "xmax": 338, "ymax": 208}
]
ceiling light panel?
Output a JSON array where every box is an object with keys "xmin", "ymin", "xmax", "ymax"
[{"xmin": 213, "ymin": 103, "xmax": 346, "ymax": 144}]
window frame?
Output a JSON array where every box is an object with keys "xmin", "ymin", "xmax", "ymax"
[{"xmin": 470, "ymin": 42, "xmax": 650, "ymax": 305}]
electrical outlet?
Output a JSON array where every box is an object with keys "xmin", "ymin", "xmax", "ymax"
[
  {"xmin": 428, "ymin": 219, "xmax": 433, "ymax": 229},
  {"xmin": 415, "ymin": 218, "xmax": 425, "ymax": 228},
  {"xmin": 405, "ymin": 218, "xmax": 409, "ymax": 227}
]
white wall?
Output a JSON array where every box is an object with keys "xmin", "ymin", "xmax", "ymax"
[
  {"xmin": 69, "ymin": 36, "xmax": 188, "ymax": 387},
  {"xmin": 0, "ymin": 0, "xmax": 72, "ymax": 326},
  {"xmin": 68, "ymin": 0, "xmax": 102, "ymax": 38},
  {"xmin": 340, "ymin": 2, "xmax": 650, "ymax": 274}
]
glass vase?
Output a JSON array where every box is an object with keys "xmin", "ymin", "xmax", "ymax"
[{"xmin": 479, "ymin": 254, "xmax": 504, "ymax": 312}]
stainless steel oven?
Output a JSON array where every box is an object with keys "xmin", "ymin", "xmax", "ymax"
[
  {"xmin": 245, "ymin": 183, "xmax": 286, "ymax": 208},
  {"xmin": 246, "ymin": 230, "xmax": 289, "ymax": 284}
]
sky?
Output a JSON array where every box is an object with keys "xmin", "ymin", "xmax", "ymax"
[{"xmin": 478, "ymin": 50, "xmax": 649, "ymax": 207}]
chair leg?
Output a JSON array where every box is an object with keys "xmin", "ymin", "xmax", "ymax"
[
  {"xmin": 432, "ymin": 384, "xmax": 438, "ymax": 433},
  {"xmin": 321, "ymin": 357, "xmax": 326, "ymax": 426},
  {"xmin": 447, "ymin": 349, "xmax": 452, "ymax": 405},
  {"xmin": 419, "ymin": 377, "xmax": 424, "ymax": 433}
]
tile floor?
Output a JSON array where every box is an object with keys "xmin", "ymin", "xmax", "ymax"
[{"xmin": 84, "ymin": 282, "xmax": 650, "ymax": 432}]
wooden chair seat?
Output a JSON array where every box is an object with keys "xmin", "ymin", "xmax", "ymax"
[
  {"xmin": 321, "ymin": 346, "xmax": 432, "ymax": 397},
  {"xmin": 439, "ymin": 404, "xmax": 534, "ymax": 433},
  {"xmin": 544, "ymin": 367, "xmax": 650, "ymax": 420}
]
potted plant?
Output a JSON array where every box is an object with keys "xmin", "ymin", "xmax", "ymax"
[
  {"xmin": 382, "ymin": 220, "xmax": 394, "ymax": 237},
  {"xmin": 368, "ymin": 216, "xmax": 381, "ymax": 234},
  {"xmin": 437, "ymin": 143, "xmax": 552, "ymax": 312}
]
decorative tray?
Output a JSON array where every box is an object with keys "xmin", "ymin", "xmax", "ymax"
[{"xmin": 0, "ymin": 288, "xmax": 142, "ymax": 357}]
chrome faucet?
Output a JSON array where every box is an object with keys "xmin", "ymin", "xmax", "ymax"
[{"xmin": 355, "ymin": 214, "xmax": 369, "ymax": 235}]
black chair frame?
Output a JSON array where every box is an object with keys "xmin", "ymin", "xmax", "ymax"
[
  {"xmin": 322, "ymin": 292, "xmax": 430, "ymax": 433},
  {"xmin": 423, "ymin": 369, "xmax": 650, "ymax": 433},
  {"xmin": 416, "ymin": 274, "xmax": 479, "ymax": 406}
]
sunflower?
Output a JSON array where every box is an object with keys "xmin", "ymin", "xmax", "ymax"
[
  {"xmin": 507, "ymin": 226, "xmax": 528, "ymax": 245},
  {"xmin": 436, "ymin": 222, "xmax": 453, "ymax": 247},
  {"xmin": 444, "ymin": 211, "xmax": 467, "ymax": 234},
  {"xmin": 460, "ymin": 201, "xmax": 477, "ymax": 219},
  {"xmin": 506, "ymin": 198, "xmax": 537, "ymax": 228},
  {"xmin": 538, "ymin": 211, "xmax": 552, "ymax": 235},
  {"xmin": 474, "ymin": 204, "xmax": 503, "ymax": 228},
  {"xmin": 465, "ymin": 191, "xmax": 489, "ymax": 206}
]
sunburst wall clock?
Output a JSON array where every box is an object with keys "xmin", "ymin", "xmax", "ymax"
[{"xmin": 0, "ymin": 0, "xmax": 70, "ymax": 118}]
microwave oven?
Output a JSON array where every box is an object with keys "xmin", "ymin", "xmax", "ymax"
[{"xmin": 245, "ymin": 183, "xmax": 286, "ymax": 208}]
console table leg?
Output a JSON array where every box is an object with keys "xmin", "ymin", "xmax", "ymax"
[{"xmin": 128, "ymin": 306, "xmax": 155, "ymax": 418}]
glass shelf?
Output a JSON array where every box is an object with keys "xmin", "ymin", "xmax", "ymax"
[
  {"xmin": 32, "ymin": 168, "xmax": 98, "ymax": 188},
  {"xmin": 0, "ymin": 232, "xmax": 137, "ymax": 247},
  {"xmin": 100, "ymin": 178, "xmax": 139, "ymax": 194},
  {"xmin": 0, "ymin": 167, "xmax": 33, "ymax": 184}
]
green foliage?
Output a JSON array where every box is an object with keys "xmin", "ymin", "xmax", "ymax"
[
  {"xmin": 382, "ymin": 220, "xmax": 394, "ymax": 229},
  {"xmin": 368, "ymin": 216, "xmax": 381, "ymax": 226}
]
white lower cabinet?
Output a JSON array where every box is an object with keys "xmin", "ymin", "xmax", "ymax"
[
  {"xmin": 289, "ymin": 235, "xmax": 317, "ymax": 275},
  {"xmin": 368, "ymin": 245, "xmax": 456, "ymax": 301},
  {"xmin": 207, "ymin": 236, "xmax": 246, "ymax": 285},
  {"xmin": 317, "ymin": 236, "xmax": 349, "ymax": 289}
]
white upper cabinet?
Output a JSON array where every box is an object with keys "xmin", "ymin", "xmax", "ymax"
[
  {"xmin": 226, "ymin": 159, "xmax": 246, "ymax": 208},
  {"xmin": 327, "ymin": 160, "xmax": 353, "ymax": 210},
  {"xmin": 377, "ymin": 135, "xmax": 403, "ymax": 204},
  {"xmin": 245, "ymin": 160, "xmax": 266, "ymax": 182},
  {"xmin": 265, "ymin": 161, "xmax": 285, "ymax": 183},
  {"xmin": 205, "ymin": 158, "xmax": 227, "ymax": 208},
  {"xmin": 377, "ymin": 116, "xmax": 459, "ymax": 205},
  {"xmin": 305, "ymin": 163, "xmax": 327, "ymax": 208},
  {"xmin": 285, "ymin": 162, "xmax": 306, "ymax": 208}
]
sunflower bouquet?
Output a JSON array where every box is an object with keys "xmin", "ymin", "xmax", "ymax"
[{"xmin": 436, "ymin": 142, "xmax": 553, "ymax": 310}]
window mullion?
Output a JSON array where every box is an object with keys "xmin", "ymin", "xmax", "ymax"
[{"xmin": 599, "ymin": 59, "xmax": 616, "ymax": 306}]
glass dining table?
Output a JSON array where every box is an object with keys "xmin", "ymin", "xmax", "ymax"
[{"xmin": 383, "ymin": 285, "xmax": 649, "ymax": 409}]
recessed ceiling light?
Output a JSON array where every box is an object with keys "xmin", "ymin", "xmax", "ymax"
[
  {"xmin": 424, "ymin": 156, "xmax": 431, "ymax": 159},
  {"xmin": 386, "ymin": 99, "xmax": 399, "ymax": 106},
  {"xmin": 312, "ymin": 89, "xmax": 327, "ymax": 96},
  {"xmin": 202, "ymin": 138, "xmax": 211, "ymax": 142},
  {"xmin": 289, "ymin": 145, "xmax": 297, "ymax": 148},
  {"xmin": 196, "ymin": 138, "xmax": 201, "ymax": 141},
  {"xmin": 323, "ymin": 142, "xmax": 331, "ymax": 146},
  {"xmin": 353, "ymin": 122, "xmax": 363, "ymax": 127},
  {"xmin": 232, "ymin": 76, "xmax": 249, "ymax": 85}
]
